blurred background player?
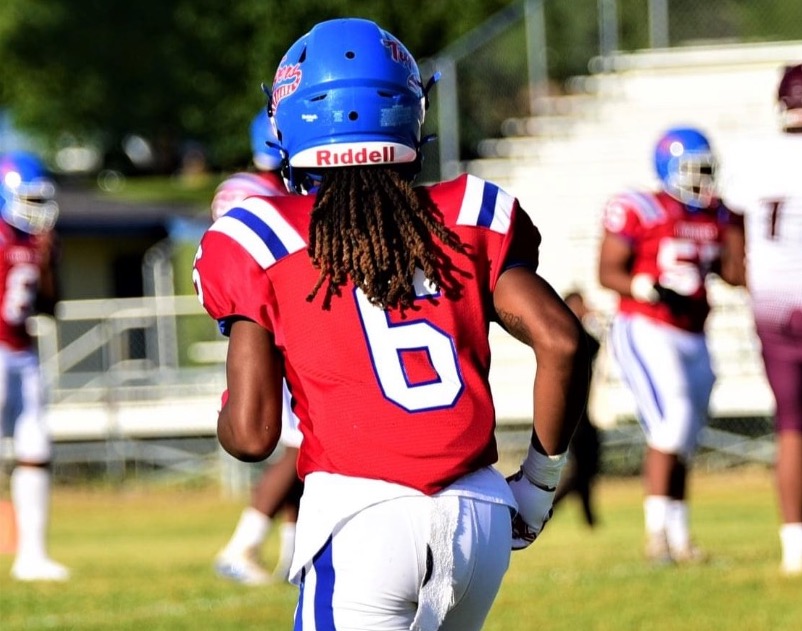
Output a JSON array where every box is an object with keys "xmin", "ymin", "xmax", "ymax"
[
  {"xmin": 598, "ymin": 127, "xmax": 744, "ymax": 564},
  {"xmin": 0, "ymin": 150, "xmax": 68, "ymax": 581},
  {"xmin": 211, "ymin": 109, "xmax": 303, "ymax": 585},
  {"xmin": 194, "ymin": 18, "xmax": 589, "ymax": 630},
  {"xmin": 720, "ymin": 63, "xmax": 802, "ymax": 576},
  {"xmin": 553, "ymin": 290, "xmax": 601, "ymax": 527},
  {"xmin": 209, "ymin": 108, "xmax": 288, "ymax": 221}
]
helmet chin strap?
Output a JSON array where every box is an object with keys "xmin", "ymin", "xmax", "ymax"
[{"xmin": 422, "ymin": 72, "xmax": 440, "ymax": 111}]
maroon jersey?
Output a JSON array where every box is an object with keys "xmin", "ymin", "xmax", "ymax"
[
  {"xmin": 602, "ymin": 189, "xmax": 739, "ymax": 333},
  {"xmin": 193, "ymin": 173, "xmax": 540, "ymax": 494},
  {"xmin": 0, "ymin": 222, "xmax": 46, "ymax": 350}
]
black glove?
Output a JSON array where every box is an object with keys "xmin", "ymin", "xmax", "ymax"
[{"xmin": 654, "ymin": 283, "xmax": 695, "ymax": 315}]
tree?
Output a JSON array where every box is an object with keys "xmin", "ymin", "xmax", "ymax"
[{"xmin": 0, "ymin": 0, "xmax": 512, "ymax": 174}]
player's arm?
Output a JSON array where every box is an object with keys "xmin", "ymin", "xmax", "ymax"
[
  {"xmin": 494, "ymin": 207, "xmax": 589, "ymax": 454},
  {"xmin": 218, "ymin": 318, "xmax": 283, "ymax": 462},
  {"xmin": 35, "ymin": 230, "xmax": 60, "ymax": 315},
  {"xmin": 599, "ymin": 230, "xmax": 688, "ymax": 306},
  {"xmin": 493, "ymin": 244, "xmax": 590, "ymax": 549},
  {"xmin": 718, "ymin": 214, "xmax": 746, "ymax": 287},
  {"xmin": 598, "ymin": 231, "xmax": 632, "ymax": 295},
  {"xmin": 494, "ymin": 268, "xmax": 589, "ymax": 456}
]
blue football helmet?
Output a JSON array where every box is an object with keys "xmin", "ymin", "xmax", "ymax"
[
  {"xmin": 268, "ymin": 18, "xmax": 436, "ymax": 193},
  {"xmin": 250, "ymin": 107, "xmax": 283, "ymax": 172},
  {"xmin": 654, "ymin": 127, "xmax": 717, "ymax": 209},
  {"xmin": 0, "ymin": 151, "xmax": 59, "ymax": 234}
]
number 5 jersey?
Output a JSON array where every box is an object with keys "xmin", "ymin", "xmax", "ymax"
[{"xmin": 601, "ymin": 189, "xmax": 743, "ymax": 333}]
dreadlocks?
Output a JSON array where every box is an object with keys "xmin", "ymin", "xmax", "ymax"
[{"xmin": 306, "ymin": 167, "xmax": 467, "ymax": 311}]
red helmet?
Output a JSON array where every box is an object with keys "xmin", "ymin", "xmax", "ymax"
[{"xmin": 777, "ymin": 64, "xmax": 802, "ymax": 131}]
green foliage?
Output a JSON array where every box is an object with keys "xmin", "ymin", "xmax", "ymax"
[
  {"xmin": 1, "ymin": 0, "xmax": 799, "ymax": 173},
  {"xmin": 1, "ymin": 467, "xmax": 799, "ymax": 630},
  {"xmin": 0, "ymin": 0, "xmax": 512, "ymax": 172},
  {"xmin": 99, "ymin": 175, "xmax": 222, "ymax": 206}
]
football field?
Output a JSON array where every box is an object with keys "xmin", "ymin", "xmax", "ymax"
[{"xmin": 1, "ymin": 465, "xmax": 799, "ymax": 630}]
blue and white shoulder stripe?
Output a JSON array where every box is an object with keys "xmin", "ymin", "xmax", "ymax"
[
  {"xmin": 618, "ymin": 189, "xmax": 666, "ymax": 225},
  {"xmin": 456, "ymin": 174, "xmax": 515, "ymax": 234},
  {"xmin": 209, "ymin": 197, "xmax": 306, "ymax": 269}
]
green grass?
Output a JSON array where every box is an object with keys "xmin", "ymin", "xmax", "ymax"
[{"xmin": 0, "ymin": 466, "xmax": 799, "ymax": 630}]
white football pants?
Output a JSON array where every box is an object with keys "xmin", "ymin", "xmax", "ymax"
[
  {"xmin": 610, "ymin": 314, "xmax": 715, "ymax": 457},
  {"xmin": 292, "ymin": 494, "xmax": 512, "ymax": 631}
]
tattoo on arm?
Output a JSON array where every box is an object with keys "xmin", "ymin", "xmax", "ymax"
[{"xmin": 496, "ymin": 308, "xmax": 532, "ymax": 345}]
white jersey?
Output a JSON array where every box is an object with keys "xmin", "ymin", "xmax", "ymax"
[{"xmin": 721, "ymin": 134, "xmax": 802, "ymax": 329}]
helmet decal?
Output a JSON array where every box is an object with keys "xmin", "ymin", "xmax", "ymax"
[{"xmin": 272, "ymin": 56, "xmax": 303, "ymax": 112}]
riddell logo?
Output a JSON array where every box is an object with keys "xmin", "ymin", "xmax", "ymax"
[
  {"xmin": 292, "ymin": 142, "xmax": 417, "ymax": 168},
  {"xmin": 317, "ymin": 146, "xmax": 395, "ymax": 166}
]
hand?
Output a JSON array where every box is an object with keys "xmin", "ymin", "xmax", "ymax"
[
  {"xmin": 654, "ymin": 283, "xmax": 694, "ymax": 315},
  {"xmin": 630, "ymin": 273, "xmax": 660, "ymax": 304},
  {"xmin": 507, "ymin": 469, "xmax": 556, "ymax": 550}
]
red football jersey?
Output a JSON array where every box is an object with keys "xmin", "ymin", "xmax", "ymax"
[
  {"xmin": 0, "ymin": 222, "xmax": 46, "ymax": 350},
  {"xmin": 210, "ymin": 170, "xmax": 288, "ymax": 220},
  {"xmin": 602, "ymin": 189, "xmax": 739, "ymax": 333},
  {"xmin": 194, "ymin": 173, "xmax": 540, "ymax": 494}
]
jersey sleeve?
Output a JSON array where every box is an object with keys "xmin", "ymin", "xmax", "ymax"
[
  {"xmin": 601, "ymin": 190, "xmax": 650, "ymax": 242},
  {"xmin": 193, "ymin": 229, "xmax": 275, "ymax": 334},
  {"xmin": 210, "ymin": 186, "xmax": 248, "ymax": 222},
  {"xmin": 194, "ymin": 196, "xmax": 308, "ymax": 335},
  {"xmin": 448, "ymin": 174, "xmax": 539, "ymax": 291},
  {"xmin": 210, "ymin": 172, "xmax": 289, "ymax": 220},
  {"xmin": 498, "ymin": 206, "xmax": 541, "ymax": 279}
]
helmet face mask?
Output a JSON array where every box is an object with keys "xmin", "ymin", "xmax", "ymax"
[
  {"xmin": 268, "ymin": 18, "xmax": 433, "ymax": 193},
  {"xmin": 0, "ymin": 152, "xmax": 59, "ymax": 234},
  {"xmin": 654, "ymin": 127, "xmax": 717, "ymax": 209}
]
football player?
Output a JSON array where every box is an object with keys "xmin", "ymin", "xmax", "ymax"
[
  {"xmin": 720, "ymin": 63, "xmax": 802, "ymax": 576},
  {"xmin": 193, "ymin": 18, "xmax": 590, "ymax": 631},
  {"xmin": 598, "ymin": 127, "xmax": 745, "ymax": 565},
  {"xmin": 211, "ymin": 109, "xmax": 303, "ymax": 586},
  {"xmin": 0, "ymin": 150, "xmax": 69, "ymax": 581},
  {"xmin": 209, "ymin": 108, "xmax": 289, "ymax": 221}
]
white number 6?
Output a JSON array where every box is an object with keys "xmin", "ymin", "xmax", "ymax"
[{"xmin": 354, "ymin": 288, "xmax": 464, "ymax": 412}]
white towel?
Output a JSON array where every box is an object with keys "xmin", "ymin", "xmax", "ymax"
[{"xmin": 410, "ymin": 495, "xmax": 460, "ymax": 631}]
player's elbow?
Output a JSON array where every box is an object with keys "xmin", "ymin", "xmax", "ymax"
[
  {"xmin": 223, "ymin": 437, "xmax": 278, "ymax": 463},
  {"xmin": 217, "ymin": 408, "xmax": 281, "ymax": 462},
  {"xmin": 543, "ymin": 313, "xmax": 587, "ymax": 369}
]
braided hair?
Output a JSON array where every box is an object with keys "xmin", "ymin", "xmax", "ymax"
[{"xmin": 306, "ymin": 166, "xmax": 467, "ymax": 311}]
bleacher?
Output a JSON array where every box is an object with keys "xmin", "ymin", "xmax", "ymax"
[
  {"xmin": 30, "ymin": 41, "xmax": 801, "ymax": 479},
  {"xmin": 475, "ymin": 40, "xmax": 802, "ymax": 429}
]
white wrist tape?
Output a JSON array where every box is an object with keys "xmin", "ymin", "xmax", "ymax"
[
  {"xmin": 630, "ymin": 273, "xmax": 659, "ymax": 304},
  {"xmin": 520, "ymin": 444, "xmax": 567, "ymax": 489}
]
